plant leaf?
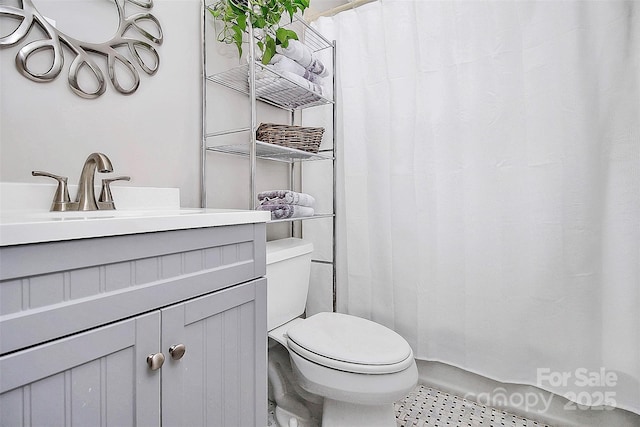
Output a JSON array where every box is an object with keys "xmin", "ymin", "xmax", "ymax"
[
  {"xmin": 284, "ymin": 3, "xmax": 294, "ymax": 21},
  {"xmin": 261, "ymin": 36, "xmax": 276, "ymax": 64},
  {"xmin": 254, "ymin": 16, "xmax": 266, "ymax": 28},
  {"xmin": 275, "ymin": 28, "xmax": 298, "ymax": 48},
  {"xmin": 233, "ymin": 26, "xmax": 243, "ymax": 57},
  {"xmin": 285, "ymin": 28, "xmax": 298, "ymax": 40},
  {"xmin": 235, "ymin": 13, "xmax": 246, "ymax": 31},
  {"xmin": 229, "ymin": 0, "xmax": 246, "ymax": 14},
  {"xmin": 275, "ymin": 27, "xmax": 288, "ymax": 45}
]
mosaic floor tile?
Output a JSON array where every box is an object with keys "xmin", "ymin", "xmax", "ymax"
[{"xmin": 395, "ymin": 385, "xmax": 551, "ymax": 427}]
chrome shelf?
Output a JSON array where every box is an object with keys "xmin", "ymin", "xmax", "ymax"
[
  {"xmin": 280, "ymin": 15, "xmax": 334, "ymax": 53},
  {"xmin": 202, "ymin": 6, "xmax": 338, "ymax": 311},
  {"xmin": 268, "ymin": 213, "xmax": 335, "ymax": 223},
  {"xmin": 207, "ymin": 63, "xmax": 333, "ymax": 110},
  {"xmin": 207, "ymin": 140, "xmax": 333, "ymax": 162}
]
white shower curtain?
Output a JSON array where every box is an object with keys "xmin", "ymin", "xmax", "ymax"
[{"xmin": 316, "ymin": 0, "xmax": 640, "ymax": 415}]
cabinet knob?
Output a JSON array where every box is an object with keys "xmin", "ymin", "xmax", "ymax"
[
  {"xmin": 146, "ymin": 352, "xmax": 165, "ymax": 371},
  {"xmin": 169, "ymin": 344, "xmax": 186, "ymax": 360}
]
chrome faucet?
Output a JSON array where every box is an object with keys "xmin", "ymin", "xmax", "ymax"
[
  {"xmin": 33, "ymin": 152, "xmax": 130, "ymax": 211},
  {"xmin": 75, "ymin": 152, "xmax": 113, "ymax": 211}
]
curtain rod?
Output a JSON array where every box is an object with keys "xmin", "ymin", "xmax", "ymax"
[{"xmin": 305, "ymin": 0, "xmax": 378, "ymax": 21}]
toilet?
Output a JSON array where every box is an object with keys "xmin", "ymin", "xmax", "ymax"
[{"xmin": 266, "ymin": 238, "xmax": 418, "ymax": 427}]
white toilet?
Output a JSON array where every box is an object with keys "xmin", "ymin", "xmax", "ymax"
[{"xmin": 266, "ymin": 238, "xmax": 418, "ymax": 427}]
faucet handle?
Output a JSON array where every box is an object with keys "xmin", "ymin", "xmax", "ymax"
[
  {"xmin": 32, "ymin": 170, "xmax": 78, "ymax": 211},
  {"xmin": 98, "ymin": 176, "xmax": 131, "ymax": 210}
]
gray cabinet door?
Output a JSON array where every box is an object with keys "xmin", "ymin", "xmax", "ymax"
[
  {"xmin": 161, "ymin": 278, "xmax": 267, "ymax": 427},
  {"xmin": 0, "ymin": 311, "xmax": 161, "ymax": 427}
]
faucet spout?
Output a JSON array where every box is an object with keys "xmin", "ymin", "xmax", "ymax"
[{"xmin": 76, "ymin": 152, "xmax": 113, "ymax": 211}]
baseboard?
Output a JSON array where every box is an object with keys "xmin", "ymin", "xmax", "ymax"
[{"xmin": 416, "ymin": 360, "xmax": 640, "ymax": 427}]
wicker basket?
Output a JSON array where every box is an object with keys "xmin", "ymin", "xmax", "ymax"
[{"xmin": 256, "ymin": 123, "xmax": 324, "ymax": 154}]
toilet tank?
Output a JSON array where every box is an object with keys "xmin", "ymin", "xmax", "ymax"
[{"xmin": 266, "ymin": 238, "xmax": 313, "ymax": 331}]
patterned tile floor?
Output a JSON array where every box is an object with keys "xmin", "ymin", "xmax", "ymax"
[
  {"xmin": 395, "ymin": 385, "xmax": 551, "ymax": 427},
  {"xmin": 268, "ymin": 384, "xmax": 552, "ymax": 427}
]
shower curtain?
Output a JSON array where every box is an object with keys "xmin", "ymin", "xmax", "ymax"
[{"xmin": 315, "ymin": 0, "xmax": 639, "ymax": 415}]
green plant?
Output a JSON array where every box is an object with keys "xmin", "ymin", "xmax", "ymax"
[{"xmin": 209, "ymin": 0, "xmax": 310, "ymax": 65}]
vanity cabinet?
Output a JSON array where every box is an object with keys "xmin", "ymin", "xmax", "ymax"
[
  {"xmin": 0, "ymin": 310, "xmax": 162, "ymax": 425},
  {"xmin": 0, "ymin": 223, "xmax": 267, "ymax": 426}
]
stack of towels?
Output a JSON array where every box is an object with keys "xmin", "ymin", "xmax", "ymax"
[
  {"xmin": 256, "ymin": 39, "xmax": 330, "ymax": 106},
  {"xmin": 257, "ymin": 190, "xmax": 315, "ymax": 220}
]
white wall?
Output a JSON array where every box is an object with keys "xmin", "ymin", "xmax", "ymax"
[
  {"xmin": 0, "ymin": 0, "xmax": 333, "ymax": 306},
  {"xmin": 0, "ymin": 0, "xmax": 304, "ymax": 213},
  {"xmin": 1, "ymin": 0, "xmax": 207, "ymax": 208}
]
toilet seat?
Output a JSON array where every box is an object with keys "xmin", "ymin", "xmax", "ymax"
[{"xmin": 285, "ymin": 312, "xmax": 414, "ymax": 374}]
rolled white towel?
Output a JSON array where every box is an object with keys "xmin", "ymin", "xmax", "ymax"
[
  {"xmin": 277, "ymin": 39, "xmax": 313, "ymax": 68},
  {"xmin": 279, "ymin": 71, "xmax": 324, "ymax": 96},
  {"xmin": 269, "ymin": 54, "xmax": 324, "ymax": 85},
  {"xmin": 277, "ymin": 40, "xmax": 329, "ymax": 78}
]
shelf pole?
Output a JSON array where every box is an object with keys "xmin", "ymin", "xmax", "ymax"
[
  {"xmin": 290, "ymin": 108, "xmax": 296, "ymax": 237},
  {"xmin": 332, "ymin": 40, "xmax": 338, "ymax": 313},
  {"xmin": 200, "ymin": 0, "xmax": 207, "ymax": 208},
  {"xmin": 248, "ymin": 8, "xmax": 257, "ymax": 210}
]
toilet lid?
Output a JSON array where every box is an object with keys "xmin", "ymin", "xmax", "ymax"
[{"xmin": 285, "ymin": 312, "xmax": 414, "ymax": 374}]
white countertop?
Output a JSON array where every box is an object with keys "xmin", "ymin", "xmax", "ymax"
[
  {"xmin": 0, "ymin": 183, "xmax": 270, "ymax": 246},
  {"xmin": 0, "ymin": 208, "xmax": 271, "ymax": 246}
]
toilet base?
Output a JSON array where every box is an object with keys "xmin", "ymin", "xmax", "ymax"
[{"xmin": 322, "ymin": 399, "xmax": 396, "ymax": 427}]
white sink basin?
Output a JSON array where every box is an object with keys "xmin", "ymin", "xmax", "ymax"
[
  {"xmin": 27, "ymin": 209, "xmax": 195, "ymax": 220},
  {"xmin": 0, "ymin": 183, "xmax": 270, "ymax": 246},
  {"xmin": 1, "ymin": 208, "xmax": 270, "ymax": 246}
]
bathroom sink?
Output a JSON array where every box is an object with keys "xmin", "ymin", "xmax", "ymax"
[
  {"xmin": 27, "ymin": 209, "xmax": 197, "ymax": 220},
  {"xmin": 0, "ymin": 208, "xmax": 270, "ymax": 246},
  {"xmin": 0, "ymin": 183, "xmax": 270, "ymax": 246}
]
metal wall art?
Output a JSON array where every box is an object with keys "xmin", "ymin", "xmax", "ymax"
[{"xmin": 0, "ymin": 0, "xmax": 163, "ymax": 98}]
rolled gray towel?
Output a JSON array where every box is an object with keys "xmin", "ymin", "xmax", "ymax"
[
  {"xmin": 257, "ymin": 204, "xmax": 315, "ymax": 220},
  {"xmin": 257, "ymin": 190, "xmax": 315, "ymax": 207}
]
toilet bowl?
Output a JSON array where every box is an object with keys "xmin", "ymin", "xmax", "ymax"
[{"xmin": 266, "ymin": 238, "xmax": 418, "ymax": 427}]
